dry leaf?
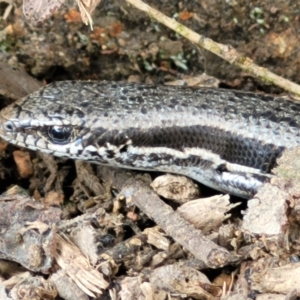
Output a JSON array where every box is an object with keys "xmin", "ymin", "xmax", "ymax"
[
  {"xmin": 23, "ymin": 0, "xmax": 101, "ymax": 29},
  {"xmin": 23, "ymin": 0, "xmax": 65, "ymax": 24},
  {"xmin": 54, "ymin": 234, "xmax": 109, "ymax": 297},
  {"xmin": 75, "ymin": 0, "xmax": 101, "ymax": 30}
]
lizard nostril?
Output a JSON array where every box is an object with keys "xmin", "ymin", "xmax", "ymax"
[{"xmin": 4, "ymin": 122, "xmax": 14, "ymax": 132}]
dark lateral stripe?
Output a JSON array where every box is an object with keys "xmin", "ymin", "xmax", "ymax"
[{"xmin": 88, "ymin": 125, "xmax": 284, "ymax": 173}]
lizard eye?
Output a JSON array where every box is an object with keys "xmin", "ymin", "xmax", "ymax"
[{"xmin": 48, "ymin": 126, "xmax": 72, "ymax": 144}]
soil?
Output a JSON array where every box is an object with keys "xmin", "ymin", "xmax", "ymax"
[{"xmin": 1, "ymin": 0, "xmax": 299, "ymax": 90}]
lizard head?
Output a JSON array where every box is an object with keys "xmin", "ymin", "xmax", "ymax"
[{"xmin": 0, "ymin": 82, "xmax": 89, "ymax": 159}]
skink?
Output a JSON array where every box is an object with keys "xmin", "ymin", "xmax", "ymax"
[{"xmin": 0, "ymin": 81, "xmax": 299, "ymax": 198}]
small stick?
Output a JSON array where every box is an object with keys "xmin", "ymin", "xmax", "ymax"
[
  {"xmin": 125, "ymin": 0, "xmax": 300, "ymax": 96},
  {"xmin": 120, "ymin": 175, "xmax": 230, "ymax": 268}
]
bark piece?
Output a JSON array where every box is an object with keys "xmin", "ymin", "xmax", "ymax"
[
  {"xmin": 10, "ymin": 276, "xmax": 57, "ymax": 300},
  {"xmin": 242, "ymin": 183, "xmax": 288, "ymax": 237},
  {"xmin": 151, "ymin": 174, "xmax": 199, "ymax": 203},
  {"xmin": 0, "ymin": 188, "xmax": 62, "ymax": 272},
  {"xmin": 150, "ymin": 263, "xmax": 221, "ymax": 299},
  {"xmin": 250, "ymin": 262, "xmax": 300, "ymax": 296},
  {"xmin": 43, "ymin": 190, "xmax": 64, "ymax": 206},
  {"xmin": 144, "ymin": 227, "xmax": 170, "ymax": 251},
  {"xmin": 59, "ymin": 207, "xmax": 124, "ymax": 265},
  {"xmin": 50, "ymin": 269, "xmax": 89, "ymax": 300},
  {"xmin": 99, "ymin": 234, "xmax": 149, "ymax": 276},
  {"xmin": 119, "ymin": 276, "xmax": 167, "ymax": 300},
  {"xmin": 256, "ymin": 294, "xmax": 296, "ymax": 300},
  {"xmin": 177, "ymin": 194, "xmax": 239, "ymax": 233},
  {"xmin": 12, "ymin": 150, "xmax": 33, "ymax": 178},
  {"xmin": 0, "ymin": 61, "xmax": 41, "ymax": 102}
]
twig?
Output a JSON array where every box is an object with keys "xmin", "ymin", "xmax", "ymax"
[
  {"xmin": 120, "ymin": 175, "xmax": 231, "ymax": 268},
  {"xmin": 125, "ymin": 0, "xmax": 300, "ymax": 96}
]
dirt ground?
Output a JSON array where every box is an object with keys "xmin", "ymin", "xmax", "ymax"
[
  {"xmin": 0, "ymin": 1, "xmax": 300, "ymax": 299},
  {"xmin": 1, "ymin": 0, "xmax": 299, "ymax": 88}
]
